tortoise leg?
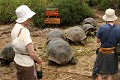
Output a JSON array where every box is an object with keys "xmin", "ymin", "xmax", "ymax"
[
  {"xmin": 69, "ymin": 57, "xmax": 76, "ymax": 64},
  {"xmin": 0, "ymin": 57, "xmax": 1, "ymax": 61},
  {"xmin": 80, "ymin": 41, "xmax": 85, "ymax": 46},
  {"xmin": 48, "ymin": 60, "xmax": 58, "ymax": 66},
  {"xmin": 1, "ymin": 59, "xmax": 6, "ymax": 66},
  {"xmin": 4, "ymin": 60, "xmax": 10, "ymax": 66},
  {"xmin": 1, "ymin": 59, "xmax": 10, "ymax": 66}
]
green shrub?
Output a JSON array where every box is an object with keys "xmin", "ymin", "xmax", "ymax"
[
  {"xmin": 0, "ymin": 0, "xmax": 93, "ymax": 28},
  {"xmin": 96, "ymin": 0, "xmax": 120, "ymax": 11},
  {"xmin": 117, "ymin": 0, "xmax": 120, "ymax": 9},
  {"xmin": 0, "ymin": 0, "xmax": 20, "ymax": 24},
  {"xmin": 30, "ymin": 1, "xmax": 46, "ymax": 28},
  {"xmin": 86, "ymin": 0, "xmax": 120, "ymax": 11},
  {"xmin": 96, "ymin": 0, "xmax": 112, "ymax": 10},
  {"xmin": 85, "ymin": 0, "xmax": 97, "ymax": 6},
  {"xmin": 0, "ymin": 0, "xmax": 45, "ymax": 28}
]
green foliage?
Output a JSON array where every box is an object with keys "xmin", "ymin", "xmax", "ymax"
[
  {"xmin": 32, "ymin": 5, "xmax": 46, "ymax": 28},
  {"xmin": 85, "ymin": 0, "xmax": 97, "ymax": 6},
  {"xmin": 47, "ymin": 0, "xmax": 93, "ymax": 26},
  {"xmin": 86, "ymin": 0, "xmax": 120, "ymax": 11},
  {"xmin": 1, "ymin": 0, "xmax": 120, "ymax": 27},
  {"xmin": 0, "ymin": 0, "xmax": 45, "ymax": 28},
  {"xmin": 94, "ymin": 0, "xmax": 120, "ymax": 11},
  {"xmin": 96, "ymin": 0, "xmax": 112, "ymax": 10},
  {"xmin": 0, "ymin": 0, "xmax": 20, "ymax": 24},
  {"xmin": 0, "ymin": 0, "xmax": 93, "ymax": 28},
  {"xmin": 117, "ymin": 0, "xmax": 120, "ymax": 8}
]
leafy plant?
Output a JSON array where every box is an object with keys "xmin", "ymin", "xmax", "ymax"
[
  {"xmin": 0, "ymin": 0, "xmax": 20, "ymax": 24},
  {"xmin": 0, "ymin": 0, "xmax": 93, "ymax": 28}
]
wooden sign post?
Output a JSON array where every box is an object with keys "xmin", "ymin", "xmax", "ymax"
[{"xmin": 44, "ymin": 8, "xmax": 60, "ymax": 27}]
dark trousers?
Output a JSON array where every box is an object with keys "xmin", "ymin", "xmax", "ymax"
[{"xmin": 14, "ymin": 62, "xmax": 34, "ymax": 80}]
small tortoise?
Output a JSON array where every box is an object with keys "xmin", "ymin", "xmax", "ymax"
[
  {"xmin": 46, "ymin": 29, "xmax": 67, "ymax": 43},
  {"xmin": 0, "ymin": 43, "xmax": 15, "ymax": 66},
  {"xmin": 81, "ymin": 23, "xmax": 96, "ymax": 36},
  {"xmin": 83, "ymin": 17, "xmax": 97, "ymax": 27},
  {"xmin": 65, "ymin": 26, "xmax": 87, "ymax": 45},
  {"xmin": 47, "ymin": 38, "xmax": 75, "ymax": 65}
]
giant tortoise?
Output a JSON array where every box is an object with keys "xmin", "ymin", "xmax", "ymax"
[
  {"xmin": 46, "ymin": 29, "xmax": 66, "ymax": 43},
  {"xmin": 81, "ymin": 23, "xmax": 96, "ymax": 36},
  {"xmin": 83, "ymin": 17, "xmax": 97, "ymax": 27},
  {"xmin": 0, "ymin": 43, "xmax": 15, "ymax": 66},
  {"xmin": 47, "ymin": 38, "xmax": 75, "ymax": 65},
  {"xmin": 65, "ymin": 26, "xmax": 87, "ymax": 45}
]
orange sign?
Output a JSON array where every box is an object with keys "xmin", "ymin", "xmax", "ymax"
[
  {"xmin": 44, "ymin": 18, "xmax": 60, "ymax": 24},
  {"xmin": 45, "ymin": 10, "xmax": 59, "ymax": 16}
]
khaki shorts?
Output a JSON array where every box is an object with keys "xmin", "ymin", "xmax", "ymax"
[{"xmin": 14, "ymin": 62, "xmax": 34, "ymax": 80}]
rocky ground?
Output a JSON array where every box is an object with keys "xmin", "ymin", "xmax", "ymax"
[{"xmin": 0, "ymin": 8, "xmax": 120, "ymax": 80}]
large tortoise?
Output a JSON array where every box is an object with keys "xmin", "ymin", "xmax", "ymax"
[
  {"xmin": 65, "ymin": 26, "xmax": 87, "ymax": 44},
  {"xmin": 47, "ymin": 38, "xmax": 75, "ymax": 65},
  {"xmin": 0, "ymin": 43, "xmax": 15, "ymax": 66},
  {"xmin": 46, "ymin": 29, "xmax": 66, "ymax": 43},
  {"xmin": 83, "ymin": 17, "xmax": 97, "ymax": 27},
  {"xmin": 81, "ymin": 23, "xmax": 96, "ymax": 36}
]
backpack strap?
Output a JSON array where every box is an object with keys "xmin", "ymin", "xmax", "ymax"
[
  {"xmin": 18, "ymin": 28, "xmax": 24, "ymax": 37},
  {"xmin": 101, "ymin": 24, "xmax": 114, "ymax": 45}
]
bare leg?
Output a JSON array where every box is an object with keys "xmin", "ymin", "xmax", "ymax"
[
  {"xmin": 97, "ymin": 74, "xmax": 103, "ymax": 80},
  {"xmin": 106, "ymin": 75, "xmax": 112, "ymax": 80}
]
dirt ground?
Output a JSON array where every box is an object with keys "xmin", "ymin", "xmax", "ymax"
[
  {"xmin": 0, "ymin": 23, "xmax": 97, "ymax": 80},
  {"xmin": 0, "ymin": 8, "xmax": 120, "ymax": 80}
]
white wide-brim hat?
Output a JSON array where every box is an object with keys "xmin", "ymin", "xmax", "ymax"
[
  {"xmin": 102, "ymin": 8, "xmax": 118, "ymax": 21},
  {"xmin": 16, "ymin": 5, "xmax": 36, "ymax": 23}
]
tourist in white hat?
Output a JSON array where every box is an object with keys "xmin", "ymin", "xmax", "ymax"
[
  {"xmin": 11, "ymin": 5, "xmax": 42, "ymax": 80},
  {"xmin": 92, "ymin": 8, "xmax": 120, "ymax": 80}
]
